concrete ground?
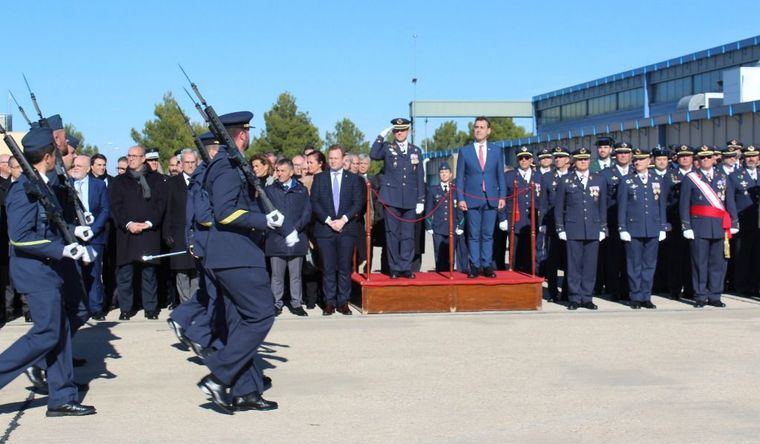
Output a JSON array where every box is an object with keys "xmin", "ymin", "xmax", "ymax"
[{"xmin": 1, "ymin": 292, "xmax": 760, "ymax": 443}]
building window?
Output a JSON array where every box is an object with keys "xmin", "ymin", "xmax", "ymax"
[
  {"xmin": 588, "ymin": 94, "xmax": 617, "ymax": 116},
  {"xmin": 693, "ymin": 70, "xmax": 723, "ymax": 94},
  {"xmin": 618, "ymin": 88, "xmax": 644, "ymax": 110},
  {"xmin": 560, "ymin": 101, "xmax": 587, "ymax": 121},
  {"xmin": 538, "ymin": 107, "xmax": 560, "ymax": 125},
  {"xmin": 653, "ymin": 77, "xmax": 692, "ymax": 103}
]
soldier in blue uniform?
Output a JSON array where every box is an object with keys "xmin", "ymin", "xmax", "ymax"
[
  {"xmin": 720, "ymin": 140, "xmax": 742, "ymax": 291},
  {"xmin": 370, "ymin": 118, "xmax": 425, "ymax": 279},
  {"xmin": 598, "ymin": 142, "xmax": 634, "ymax": 301},
  {"xmin": 617, "ymin": 148, "xmax": 667, "ymax": 309},
  {"xmin": 651, "ymin": 146, "xmax": 672, "ymax": 294},
  {"xmin": 729, "ymin": 145, "xmax": 760, "ymax": 296},
  {"xmin": 664, "ymin": 145, "xmax": 695, "ymax": 299},
  {"xmin": 196, "ymin": 112, "xmax": 283, "ymax": 413},
  {"xmin": 554, "ymin": 147, "xmax": 607, "ymax": 310},
  {"xmin": 424, "ymin": 163, "xmax": 467, "ymax": 272},
  {"xmin": 502, "ymin": 146, "xmax": 541, "ymax": 273},
  {"xmin": 679, "ymin": 145, "xmax": 739, "ymax": 308},
  {"xmin": 534, "ymin": 147, "xmax": 553, "ymax": 275},
  {"xmin": 0, "ymin": 127, "xmax": 96, "ymax": 416},
  {"xmin": 539, "ymin": 146, "xmax": 571, "ymax": 302}
]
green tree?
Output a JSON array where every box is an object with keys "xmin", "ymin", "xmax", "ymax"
[
  {"xmin": 324, "ymin": 118, "xmax": 370, "ymax": 154},
  {"xmin": 65, "ymin": 123, "xmax": 100, "ymax": 156},
  {"xmin": 421, "ymin": 120, "xmax": 470, "ymax": 152},
  {"xmin": 130, "ymin": 92, "xmax": 205, "ymax": 163},
  {"xmin": 250, "ymin": 92, "xmax": 322, "ymax": 158},
  {"xmin": 467, "ymin": 117, "xmax": 530, "ymax": 142}
]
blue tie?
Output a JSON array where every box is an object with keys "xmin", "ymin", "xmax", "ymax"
[{"xmin": 332, "ymin": 172, "xmax": 340, "ymax": 215}]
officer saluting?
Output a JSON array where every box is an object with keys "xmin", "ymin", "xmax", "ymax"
[
  {"xmin": 617, "ymin": 148, "xmax": 667, "ymax": 309},
  {"xmin": 555, "ymin": 147, "xmax": 607, "ymax": 310},
  {"xmin": 370, "ymin": 118, "xmax": 425, "ymax": 279},
  {"xmin": 0, "ymin": 127, "xmax": 96, "ymax": 416},
  {"xmin": 679, "ymin": 145, "xmax": 739, "ymax": 308}
]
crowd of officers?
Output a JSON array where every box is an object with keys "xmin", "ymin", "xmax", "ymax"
[{"xmin": 0, "ymin": 109, "xmax": 756, "ymax": 416}]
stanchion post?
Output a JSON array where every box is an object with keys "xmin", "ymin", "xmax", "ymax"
[
  {"xmin": 365, "ymin": 180, "xmax": 372, "ymax": 281},
  {"xmin": 530, "ymin": 182, "xmax": 536, "ymax": 276},
  {"xmin": 448, "ymin": 184, "xmax": 455, "ymax": 279},
  {"xmin": 508, "ymin": 178, "xmax": 518, "ymax": 271}
]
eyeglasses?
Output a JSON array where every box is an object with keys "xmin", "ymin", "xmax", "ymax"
[
  {"xmin": 117, "ymin": 167, "xmax": 127, "ymax": 171},
  {"xmin": 127, "ymin": 154, "xmax": 144, "ymax": 159}
]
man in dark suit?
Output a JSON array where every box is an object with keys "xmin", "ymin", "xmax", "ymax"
[
  {"xmin": 165, "ymin": 149, "xmax": 200, "ymax": 304},
  {"xmin": 311, "ymin": 145, "xmax": 364, "ymax": 315},
  {"xmin": 90, "ymin": 153, "xmax": 114, "ymax": 186},
  {"xmin": 456, "ymin": 116, "xmax": 507, "ymax": 278},
  {"xmin": 109, "ymin": 145, "xmax": 168, "ymax": 320},
  {"xmin": 69, "ymin": 154, "xmax": 111, "ymax": 320}
]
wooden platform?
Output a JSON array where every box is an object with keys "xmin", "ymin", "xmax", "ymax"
[{"xmin": 351, "ymin": 271, "xmax": 544, "ymax": 314}]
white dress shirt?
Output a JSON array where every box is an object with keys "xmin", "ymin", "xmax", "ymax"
[{"xmin": 74, "ymin": 176, "xmax": 90, "ymax": 212}]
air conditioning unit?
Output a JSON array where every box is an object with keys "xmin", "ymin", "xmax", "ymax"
[
  {"xmin": 723, "ymin": 66, "xmax": 760, "ymax": 105},
  {"xmin": 676, "ymin": 93, "xmax": 724, "ymax": 111}
]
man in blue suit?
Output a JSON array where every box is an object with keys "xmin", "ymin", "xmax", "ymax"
[
  {"xmin": 617, "ymin": 148, "xmax": 667, "ymax": 309},
  {"xmin": 554, "ymin": 147, "xmax": 607, "ymax": 310},
  {"xmin": 370, "ymin": 118, "xmax": 425, "ymax": 279},
  {"xmin": 456, "ymin": 117, "xmax": 507, "ymax": 278},
  {"xmin": 69, "ymin": 154, "xmax": 111, "ymax": 320},
  {"xmin": 680, "ymin": 145, "xmax": 739, "ymax": 308},
  {"xmin": 0, "ymin": 127, "xmax": 96, "ymax": 416},
  {"xmin": 311, "ymin": 145, "xmax": 364, "ymax": 315}
]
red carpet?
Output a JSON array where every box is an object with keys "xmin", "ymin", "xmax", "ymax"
[{"xmin": 352, "ymin": 271, "xmax": 543, "ymax": 287}]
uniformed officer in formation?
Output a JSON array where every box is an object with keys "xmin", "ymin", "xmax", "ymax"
[
  {"xmin": 651, "ymin": 146, "xmax": 672, "ymax": 293},
  {"xmin": 555, "ymin": 147, "xmax": 607, "ymax": 310},
  {"xmin": 424, "ymin": 163, "xmax": 467, "ymax": 272},
  {"xmin": 0, "ymin": 127, "xmax": 96, "ymax": 416},
  {"xmin": 503, "ymin": 146, "xmax": 541, "ymax": 273},
  {"xmin": 617, "ymin": 148, "xmax": 667, "ymax": 309},
  {"xmin": 728, "ymin": 144, "xmax": 760, "ymax": 296},
  {"xmin": 370, "ymin": 118, "xmax": 425, "ymax": 279},
  {"xmin": 539, "ymin": 146, "xmax": 571, "ymax": 301},
  {"xmin": 664, "ymin": 144, "xmax": 695, "ymax": 299},
  {"xmin": 679, "ymin": 145, "xmax": 738, "ymax": 308}
]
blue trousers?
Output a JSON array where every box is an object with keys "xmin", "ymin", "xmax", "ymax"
[
  {"xmin": 61, "ymin": 258, "xmax": 90, "ymax": 332},
  {"xmin": 172, "ymin": 266, "xmax": 225, "ymax": 350},
  {"xmin": 566, "ymin": 239, "xmax": 599, "ymax": 303},
  {"xmin": 625, "ymin": 237, "xmax": 659, "ymax": 302},
  {"xmin": 384, "ymin": 206, "xmax": 415, "ymax": 272},
  {"xmin": 82, "ymin": 244, "xmax": 105, "ymax": 314},
  {"xmin": 206, "ymin": 267, "xmax": 274, "ymax": 396},
  {"xmin": 690, "ymin": 238, "xmax": 726, "ymax": 302},
  {"xmin": 466, "ymin": 204, "xmax": 497, "ymax": 269},
  {"xmin": 316, "ymin": 235, "xmax": 356, "ymax": 306},
  {"xmin": 0, "ymin": 287, "xmax": 77, "ymax": 408}
]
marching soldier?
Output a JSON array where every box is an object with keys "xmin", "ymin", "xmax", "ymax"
[
  {"xmin": 664, "ymin": 145, "xmax": 695, "ymax": 299},
  {"xmin": 554, "ymin": 147, "xmax": 607, "ymax": 310},
  {"xmin": 539, "ymin": 146, "xmax": 571, "ymax": 302},
  {"xmin": 617, "ymin": 148, "xmax": 667, "ymax": 309},
  {"xmin": 502, "ymin": 146, "xmax": 541, "ymax": 273},
  {"xmin": 729, "ymin": 145, "xmax": 760, "ymax": 296},
  {"xmin": 370, "ymin": 118, "xmax": 425, "ymax": 279},
  {"xmin": 679, "ymin": 145, "xmax": 738, "ymax": 308},
  {"xmin": 424, "ymin": 164, "xmax": 467, "ymax": 272}
]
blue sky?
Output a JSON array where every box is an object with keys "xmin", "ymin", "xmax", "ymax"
[{"xmin": 1, "ymin": 0, "xmax": 758, "ymax": 167}]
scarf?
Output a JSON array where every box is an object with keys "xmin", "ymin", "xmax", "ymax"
[{"xmin": 128, "ymin": 165, "xmax": 152, "ymax": 200}]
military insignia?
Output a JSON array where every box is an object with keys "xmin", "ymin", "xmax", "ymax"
[
  {"xmin": 389, "ymin": 147, "xmax": 398, "ymax": 156},
  {"xmin": 589, "ymin": 186, "xmax": 599, "ymax": 199},
  {"xmin": 611, "ymin": 175, "xmax": 619, "ymax": 184},
  {"xmin": 652, "ymin": 182, "xmax": 660, "ymax": 199},
  {"xmin": 411, "ymin": 153, "xmax": 419, "ymax": 165}
]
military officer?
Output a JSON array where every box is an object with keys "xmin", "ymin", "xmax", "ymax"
[
  {"xmin": 662, "ymin": 145, "xmax": 696, "ymax": 300},
  {"xmin": 539, "ymin": 146, "xmax": 571, "ymax": 301},
  {"xmin": 370, "ymin": 118, "xmax": 425, "ymax": 279},
  {"xmin": 197, "ymin": 111, "xmax": 282, "ymax": 413},
  {"xmin": 554, "ymin": 147, "xmax": 607, "ymax": 310},
  {"xmin": 721, "ymin": 140, "xmax": 742, "ymax": 176},
  {"xmin": 502, "ymin": 146, "xmax": 541, "ymax": 273},
  {"xmin": 651, "ymin": 146, "xmax": 672, "ymax": 294},
  {"xmin": 729, "ymin": 145, "xmax": 760, "ymax": 296},
  {"xmin": 537, "ymin": 147, "xmax": 553, "ymax": 175},
  {"xmin": 534, "ymin": 147, "xmax": 553, "ymax": 274},
  {"xmin": 590, "ymin": 136, "xmax": 615, "ymax": 173},
  {"xmin": 425, "ymin": 163, "xmax": 467, "ymax": 272},
  {"xmin": 679, "ymin": 145, "xmax": 739, "ymax": 308},
  {"xmin": 0, "ymin": 127, "xmax": 96, "ymax": 416},
  {"xmin": 617, "ymin": 148, "xmax": 667, "ymax": 309}
]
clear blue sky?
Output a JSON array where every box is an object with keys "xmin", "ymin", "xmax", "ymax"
[{"xmin": 1, "ymin": 0, "xmax": 759, "ymax": 167}]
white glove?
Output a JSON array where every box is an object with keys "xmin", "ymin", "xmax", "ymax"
[
  {"xmin": 599, "ymin": 232, "xmax": 606, "ymax": 242},
  {"xmin": 266, "ymin": 210, "xmax": 285, "ymax": 229},
  {"xmin": 619, "ymin": 231, "xmax": 631, "ymax": 242},
  {"xmin": 415, "ymin": 203, "xmax": 424, "ymax": 215},
  {"xmin": 83, "ymin": 211, "xmax": 95, "ymax": 225},
  {"xmin": 498, "ymin": 220, "xmax": 509, "ymax": 231},
  {"xmin": 730, "ymin": 227, "xmax": 739, "ymax": 235},
  {"xmin": 426, "ymin": 229, "xmax": 433, "ymax": 235},
  {"xmin": 558, "ymin": 231, "xmax": 567, "ymax": 241},
  {"xmin": 683, "ymin": 229, "xmax": 695, "ymax": 240},
  {"xmin": 285, "ymin": 230, "xmax": 299, "ymax": 247},
  {"xmin": 455, "ymin": 228, "xmax": 464, "ymax": 235},
  {"xmin": 74, "ymin": 226, "xmax": 93, "ymax": 242},
  {"xmin": 81, "ymin": 246, "xmax": 98, "ymax": 264},
  {"xmin": 658, "ymin": 231, "xmax": 666, "ymax": 242},
  {"xmin": 379, "ymin": 126, "xmax": 394, "ymax": 139},
  {"xmin": 62, "ymin": 243, "xmax": 84, "ymax": 260},
  {"xmin": 538, "ymin": 225, "xmax": 546, "ymax": 234}
]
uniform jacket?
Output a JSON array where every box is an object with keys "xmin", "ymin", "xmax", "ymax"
[
  {"xmin": 424, "ymin": 182, "xmax": 464, "ymax": 235},
  {"xmin": 370, "ymin": 137, "xmax": 424, "ymax": 209},
  {"xmin": 264, "ymin": 178, "xmax": 311, "ymax": 257},
  {"xmin": 729, "ymin": 167, "xmax": 760, "ymax": 231},
  {"xmin": 617, "ymin": 172, "xmax": 667, "ymax": 238},
  {"xmin": 165, "ymin": 173, "xmax": 195, "ymax": 270},
  {"xmin": 679, "ymin": 169, "xmax": 738, "ymax": 239},
  {"xmin": 554, "ymin": 172, "xmax": 608, "ymax": 240},
  {"xmin": 310, "ymin": 169, "xmax": 364, "ymax": 239},
  {"xmin": 501, "ymin": 168, "xmax": 542, "ymax": 231},
  {"xmin": 455, "ymin": 142, "xmax": 506, "ymax": 209},
  {"xmin": 185, "ymin": 163, "xmax": 213, "ymax": 259},
  {"xmin": 538, "ymin": 170, "xmax": 569, "ymax": 230}
]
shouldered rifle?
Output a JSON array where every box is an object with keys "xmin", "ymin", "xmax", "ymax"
[
  {"xmin": 175, "ymin": 101, "xmax": 211, "ymax": 165},
  {"xmin": 178, "ymin": 65, "xmax": 279, "ymax": 220},
  {"xmin": 9, "ymin": 90, "xmax": 33, "ymax": 126},
  {"xmin": 23, "ymin": 74, "xmax": 90, "ymax": 226}
]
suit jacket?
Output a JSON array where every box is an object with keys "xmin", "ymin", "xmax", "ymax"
[
  {"xmin": 75, "ymin": 175, "xmax": 111, "ymax": 245},
  {"xmin": 555, "ymin": 172, "xmax": 608, "ymax": 240},
  {"xmin": 679, "ymin": 169, "xmax": 738, "ymax": 239},
  {"xmin": 165, "ymin": 173, "xmax": 195, "ymax": 270},
  {"xmin": 455, "ymin": 142, "xmax": 506, "ymax": 209},
  {"xmin": 310, "ymin": 169, "xmax": 364, "ymax": 239}
]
